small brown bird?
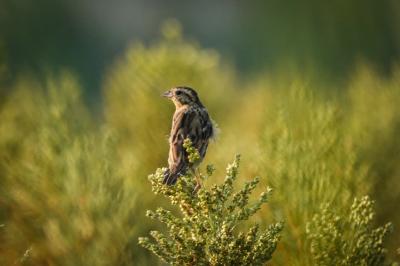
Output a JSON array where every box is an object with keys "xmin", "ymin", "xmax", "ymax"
[{"xmin": 162, "ymin": 86, "xmax": 214, "ymax": 187}]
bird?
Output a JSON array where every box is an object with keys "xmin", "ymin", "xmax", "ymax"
[{"xmin": 162, "ymin": 86, "xmax": 215, "ymax": 189}]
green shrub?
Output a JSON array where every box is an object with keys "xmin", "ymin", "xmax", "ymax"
[
  {"xmin": 0, "ymin": 73, "xmax": 140, "ymax": 265},
  {"xmin": 255, "ymin": 86, "xmax": 369, "ymax": 264},
  {"xmin": 346, "ymin": 66, "xmax": 400, "ymax": 251},
  {"xmin": 139, "ymin": 151, "xmax": 283, "ymax": 265},
  {"xmin": 307, "ymin": 196, "xmax": 393, "ymax": 266}
]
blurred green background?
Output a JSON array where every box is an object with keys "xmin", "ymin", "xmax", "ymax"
[
  {"xmin": 1, "ymin": 1, "xmax": 400, "ymax": 265},
  {"xmin": 1, "ymin": 0, "xmax": 400, "ymax": 98}
]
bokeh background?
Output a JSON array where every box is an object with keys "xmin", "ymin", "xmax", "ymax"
[
  {"xmin": 1, "ymin": 1, "xmax": 400, "ymax": 265},
  {"xmin": 2, "ymin": 0, "xmax": 400, "ymax": 99}
]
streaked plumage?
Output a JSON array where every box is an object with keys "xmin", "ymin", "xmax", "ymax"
[{"xmin": 162, "ymin": 86, "xmax": 214, "ymax": 185}]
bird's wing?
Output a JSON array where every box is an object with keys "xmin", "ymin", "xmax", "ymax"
[
  {"xmin": 167, "ymin": 109, "xmax": 195, "ymax": 180},
  {"xmin": 196, "ymin": 109, "xmax": 213, "ymax": 159}
]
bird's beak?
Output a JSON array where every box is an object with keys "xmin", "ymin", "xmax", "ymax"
[{"xmin": 162, "ymin": 90, "xmax": 173, "ymax": 98}]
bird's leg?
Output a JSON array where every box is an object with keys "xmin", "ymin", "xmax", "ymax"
[{"xmin": 192, "ymin": 168, "xmax": 202, "ymax": 194}]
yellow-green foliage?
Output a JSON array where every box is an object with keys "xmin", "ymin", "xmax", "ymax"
[
  {"xmin": 1, "ymin": 21, "xmax": 400, "ymax": 265},
  {"xmin": 254, "ymin": 86, "xmax": 370, "ymax": 265},
  {"xmin": 346, "ymin": 66, "xmax": 400, "ymax": 248},
  {"xmin": 0, "ymin": 74, "xmax": 140, "ymax": 265},
  {"xmin": 307, "ymin": 196, "xmax": 393, "ymax": 266}
]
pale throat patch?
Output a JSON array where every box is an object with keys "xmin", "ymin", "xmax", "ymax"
[{"xmin": 172, "ymin": 98, "xmax": 184, "ymax": 108}]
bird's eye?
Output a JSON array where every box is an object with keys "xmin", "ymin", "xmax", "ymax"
[{"xmin": 176, "ymin": 91, "xmax": 182, "ymax": 95}]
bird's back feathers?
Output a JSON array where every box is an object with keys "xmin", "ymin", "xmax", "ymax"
[{"xmin": 163, "ymin": 105, "xmax": 213, "ymax": 185}]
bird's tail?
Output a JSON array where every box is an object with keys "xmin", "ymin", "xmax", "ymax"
[{"xmin": 162, "ymin": 168, "xmax": 179, "ymax": 185}]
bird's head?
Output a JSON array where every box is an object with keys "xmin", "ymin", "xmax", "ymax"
[{"xmin": 162, "ymin": 86, "xmax": 203, "ymax": 108}]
